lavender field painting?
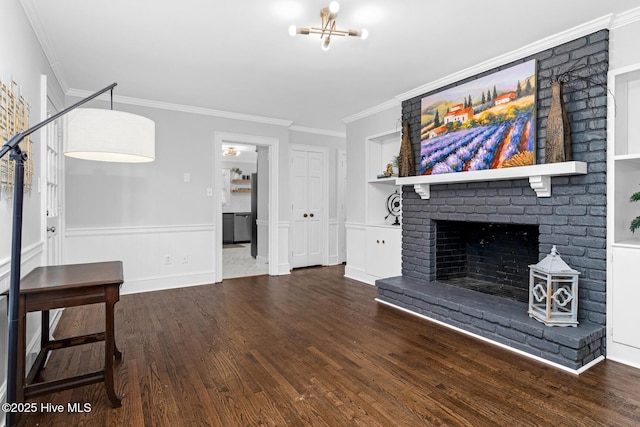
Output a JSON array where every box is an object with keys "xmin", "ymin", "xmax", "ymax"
[{"xmin": 420, "ymin": 60, "xmax": 536, "ymax": 175}]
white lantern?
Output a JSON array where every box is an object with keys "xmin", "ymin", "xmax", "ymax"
[{"xmin": 528, "ymin": 245, "xmax": 580, "ymax": 327}]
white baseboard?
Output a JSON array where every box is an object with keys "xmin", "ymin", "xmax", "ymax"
[
  {"xmin": 344, "ymin": 265, "xmax": 376, "ymax": 286},
  {"xmin": 278, "ymin": 262, "xmax": 291, "ymax": 275},
  {"xmin": 121, "ymin": 271, "xmax": 216, "ymax": 295}
]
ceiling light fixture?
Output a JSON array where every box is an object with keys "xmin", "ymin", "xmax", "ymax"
[
  {"xmin": 223, "ymin": 146, "xmax": 240, "ymax": 156},
  {"xmin": 288, "ymin": 1, "xmax": 368, "ymax": 51}
]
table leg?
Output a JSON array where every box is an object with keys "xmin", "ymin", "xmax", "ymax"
[
  {"xmin": 104, "ymin": 285, "xmax": 121, "ymax": 407},
  {"xmin": 40, "ymin": 310, "xmax": 50, "ymax": 349}
]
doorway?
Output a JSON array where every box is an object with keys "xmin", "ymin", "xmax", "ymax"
[
  {"xmin": 220, "ymin": 143, "xmax": 267, "ymax": 279},
  {"xmin": 214, "ymin": 132, "xmax": 280, "ymax": 282}
]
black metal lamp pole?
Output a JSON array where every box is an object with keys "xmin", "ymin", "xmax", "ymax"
[{"xmin": 1, "ymin": 83, "xmax": 117, "ymax": 427}]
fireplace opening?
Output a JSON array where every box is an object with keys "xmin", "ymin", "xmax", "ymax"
[{"xmin": 435, "ymin": 220, "xmax": 539, "ymax": 302}]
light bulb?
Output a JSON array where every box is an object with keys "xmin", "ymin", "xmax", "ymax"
[
  {"xmin": 360, "ymin": 29, "xmax": 369, "ymax": 40},
  {"xmin": 288, "ymin": 25, "xmax": 297, "ymax": 36},
  {"xmin": 322, "ymin": 37, "xmax": 331, "ymax": 51},
  {"xmin": 329, "ymin": 1, "xmax": 340, "ymax": 13}
]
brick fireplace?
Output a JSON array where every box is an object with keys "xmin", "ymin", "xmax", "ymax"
[{"xmin": 376, "ymin": 30, "xmax": 608, "ymax": 371}]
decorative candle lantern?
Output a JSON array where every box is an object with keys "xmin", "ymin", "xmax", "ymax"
[{"xmin": 528, "ymin": 245, "xmax": 580, "ymax": 327}]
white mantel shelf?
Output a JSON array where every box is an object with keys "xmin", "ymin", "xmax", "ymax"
[{"xmin": 395, "ymin": 161, "xmax": 587, "ymax": 199}]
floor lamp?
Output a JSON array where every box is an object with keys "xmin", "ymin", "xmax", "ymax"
[{"xmin": 1, "ymin": 83, "xmax": 155, "ymax": 427}]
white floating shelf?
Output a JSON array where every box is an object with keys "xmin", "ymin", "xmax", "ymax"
[{"xmin": 395, "ymin": 161, "xmax": 587, "ymax": 199}]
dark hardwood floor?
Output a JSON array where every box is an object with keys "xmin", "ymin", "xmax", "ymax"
[{"xmin": 17, "ymin": 265, "xmax": 640, "ymax": 426}]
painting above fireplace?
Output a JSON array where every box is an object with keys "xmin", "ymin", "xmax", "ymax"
[{"xmin": 419, "ymin": 59, "xmax": 537, "ymax": 175}]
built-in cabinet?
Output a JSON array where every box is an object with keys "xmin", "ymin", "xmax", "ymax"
[
  {"xmin": 607, "ymin": 65, "xmax": 640, "ymax": 369},
  {"xmin": 351, "ymin": 130, "xmax": 403, "ymax": 283}
]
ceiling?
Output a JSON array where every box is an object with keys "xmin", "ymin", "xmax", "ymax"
[{"xmin": 20, "ymin": 0, "xmax": 640, "ymax": 134}]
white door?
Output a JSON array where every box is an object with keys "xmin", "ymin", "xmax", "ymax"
[
  {"xmin": 290, "ymin": 148, "xmax": 324, "ymax": 268},
  {"xmin": 40, "ymin": 76, "xmax": 63, "ymax": 266},
  {"xmin": 45, "ymin": 99, "xmax": 62, "ymax": 265}
]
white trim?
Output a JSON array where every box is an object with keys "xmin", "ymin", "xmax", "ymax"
[
  {"xmin": 289, "ymin": 144, "xmax": 331, "ymax": 267},
  {"xmin": 121, "ymin": 271, "xmax": 216, "ymax": 295},
  {"xmin": 611, "ymin": 6, "xmax": 640, "ymax": 29},
  {"xmin": 215, "ymin": 132, "xmax": 280, "ymax": 281},
  {"xmin": 397, "ymin": 161, "xmax": 587, "ymax": 199},
  {"xmin": 375, "ymin": 298, "xmax": 605, "ymax": 375},
  {"xmin": 278, "ymin": 221, "xmax": 291, "ymax": 274},
  {"xmin": 344, "ymin": 265, "xmax": 376, "ymax": 286},
  {"xmin": 67, "ymin": 89, "xmax": 294, "ymax": 128},
  {"xmin": 65, "ymin": 224, "xmax": 214, "ymax": 237},
  {"xmin": 345, "ymin": 222, "xmax": 367, "ymax": 231},
  {"xmin": 289, "ymin": 125, "xmax": 346, "ymax": 138},
  {"xmin": 606, "ymin": 355, "xmax": 640, "ymax": 371},
  {"xmin": 343, "ymin": 99, "xmax": 401, "ymax": 124},
  {"xmin": 344, "ymin": 14, "xmax": 615, "ymax": 124},
  {"xmin": 19, "ymin": 0, "xmax": 69, "ymax": 92},
  {"xmin": 0, "ymin": 241, "xmax": 45, "ymax": 277},
  {"xmin": 395, "ymin": 15, "xmax": 613, "ymax": 103}
]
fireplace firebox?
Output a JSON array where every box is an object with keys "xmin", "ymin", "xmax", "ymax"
[{"xmin": 435, "ymin": 221, "xmax": 539, "ymax": 302}]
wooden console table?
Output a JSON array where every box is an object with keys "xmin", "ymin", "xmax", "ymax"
[{"xmin": 4, "ymin": 261, "xmax": 124, "ymax": 407}]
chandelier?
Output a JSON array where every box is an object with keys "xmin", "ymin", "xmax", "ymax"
[
  {"xmin": 223, "ymin": 146, "xmax": 239, "ymax": 156},
  {"xmin": 288, "ymin": 2, "xmax": 368, "ymax": 51}
]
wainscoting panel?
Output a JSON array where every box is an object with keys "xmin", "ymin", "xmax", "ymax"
[
  {"xmin": 328, "ymin": 218, "xmax": 339, "ymax": 265},
  {"xmin": 64, "ymin": 224, "xmax": 216, "ymax": 295},
  {"xmin": 345, "ymin": 223, "xmax": 375, "ymax": 284},
  {"xmin": 278, "ymin": 221, "xmax": 291, "ymax": 275}
]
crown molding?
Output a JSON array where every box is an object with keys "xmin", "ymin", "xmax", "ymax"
[
  {"xmin": 611, "ymin": 6, "xmax": 640, "ymax": 29},
  {"xmin": 289, "ymin": 125, "xmax": 346, "ymax": 138},
  {"xmin": 66, "ymin": 88, "xmax": 294, "ymax": 127},
  {"xmin": 342, "ymin": 99, "xmax": 400, "ymax": 124},
  {"xmin": 343, "ymin": 13, "xmax": 616, "ymax": 124},
  {"xmin": 19, "ymin": 0, "xmax": 69, "ymax": 92},
  {"xmin": 395, "ymin": 13, "xmax": 614, "ymax": 103}
]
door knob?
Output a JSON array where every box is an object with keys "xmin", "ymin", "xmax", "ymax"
[
  {"xmin": 303, "ymin": 213, "xmax": 308, "ymax": 218},
  {"xmin": 47, "ymin": 226, "xmax": 56, "ymax": 233},
  {"xmin": 309, "ymin": 213, "xmax": 314, "ymax": 218}
]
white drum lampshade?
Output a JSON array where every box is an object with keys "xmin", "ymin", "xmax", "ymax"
[{"xmin": 64, "ymin": 108, "xmax": 155, "ymax": 162}]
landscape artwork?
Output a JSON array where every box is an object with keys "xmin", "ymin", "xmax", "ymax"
[{"xmin": 420, "ymin": 59, "xmax": 536, "ymax": 175}]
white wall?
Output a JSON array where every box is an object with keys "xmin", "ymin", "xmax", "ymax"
[
  {"xmin": 611, "ymin": 17, "xmax": 640, "ymax": 70},
  {"xmin": 0, "ymin": 0, "xmax": 65, "ymax": 411},
  {"xmin": 345, "ymin": 106, "xmax": 401, "ymax": 226},
  {"xmin": 63, "ymin": 100, "xmax": 292, "ymax": 293}
]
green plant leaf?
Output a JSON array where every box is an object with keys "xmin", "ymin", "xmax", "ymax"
[
  {"xmin": 630, "ymin": 216, "xmax": 640, "ymax": 233},
  {"xmin": 630, "ymin": 191, "xmax": 640, "ymax": 203}
]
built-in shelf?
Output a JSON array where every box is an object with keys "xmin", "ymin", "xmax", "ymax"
[
  {"xmin": 231, "ymin": 179, "xmax": 251, "ymax": 183},
  {"xmin": 613, "ymin": 238, "xmax": 640, "ymax": 249},
  {"xmin": 231, "ymin": 188, "xmax": 251, "ymax": 193},
  {"xmin": 368, "ymin": 177, "xmax": 398, "ymax": 185},
  {"xmin": 396, "ymin": 161, "xmax": 587, "ymax": 199},
  {"xmin": 614, "ymin": 154, "xmax": 640, "ymax": 163}
]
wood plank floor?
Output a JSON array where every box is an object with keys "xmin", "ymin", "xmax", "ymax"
[{"xmin": 17, "ymin": 265, "xmax": 640, "ymax": 426}]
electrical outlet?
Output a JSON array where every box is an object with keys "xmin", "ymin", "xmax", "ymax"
[
  {"xmin": 164, "ymin": 255, "xmax": 172, "ymax": 265},
  {"xmin": 182, "ymin": 255, "xmax": 189, "ymax": 264}
]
